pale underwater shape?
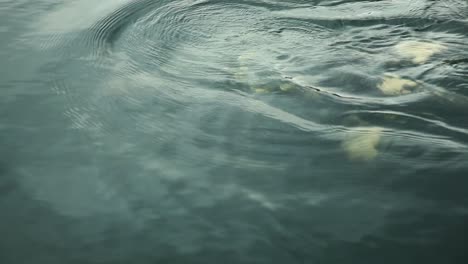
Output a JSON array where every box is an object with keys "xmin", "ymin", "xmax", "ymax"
[
  {"xmin": 394, "ymin": 40, "xmax": 446, "ymax": 64},
  {"xmin": 237, "ymin": 51, "xmax": 257, "ymax": 64},
  {"xmin": 235, "ymin": 50, "xmax": 307, "ymax": 94},
  {"xmin": 342, "ymin": 127, "xmax": 383, "ymax": 161},
  {"xmin": 378, "ymin": 74, "xmax": 419, "ymax": 96},
  {"xmin": 234, "ymin": 51, "xmax": 260, "ymax": 88},
  {"xmin": 279, "ymin": 82, "xmax": 297, "ymax": 92},
  {"xmin": 252, "ymin": 87, "xmax": 269, "ymax": 94},
  {"xmin": 234, "ymin": 66, "xmax": 250, "ymax": 82}
]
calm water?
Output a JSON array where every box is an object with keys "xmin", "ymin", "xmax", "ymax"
[{"xmin": 1, "ymin": 0, "xmax": 468, "ymax": 263}]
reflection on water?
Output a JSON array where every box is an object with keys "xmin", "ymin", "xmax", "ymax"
[{"xmin": 1, "ymin": 0, "xmax": 468, "ymax": 263}]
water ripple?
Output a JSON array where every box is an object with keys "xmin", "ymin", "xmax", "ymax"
[
  {"xmin": 27, "ymin": 0, "xmax": 466, "ymax": 169},
  {"xmin": 4, "ymin": 2, "xmax": 468, "ymax": 258}
]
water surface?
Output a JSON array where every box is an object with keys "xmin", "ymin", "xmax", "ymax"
[{"xmin": 1, "ymin": 0, "xmax": 468, "ymax": 263}]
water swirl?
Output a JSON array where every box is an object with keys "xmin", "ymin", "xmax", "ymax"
[
  {"xmin": 2, "ymin": 1, "xmax": 468, "ymax": 261},
  {"xmin": 24, "ymin": 0, "xmax": 468, "ymax": 207}
]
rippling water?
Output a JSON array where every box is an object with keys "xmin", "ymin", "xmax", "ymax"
[{"xmin": 1, "ymin": 0, "xmax": 468, "ymax": 263}]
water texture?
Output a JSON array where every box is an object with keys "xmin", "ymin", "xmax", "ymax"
[{"xmin": 1, "ymin": 0, "xmax": 468, "ymax": 263}]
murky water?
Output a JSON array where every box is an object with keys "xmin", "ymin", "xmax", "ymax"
[{"xmin": 1, "ymin": 0, "xmax": 468, "ymax": 263}]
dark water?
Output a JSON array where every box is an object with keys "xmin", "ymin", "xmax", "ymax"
[{"xmin": 1, "ymin": 0, "xmax": 468, "ymax": 263}]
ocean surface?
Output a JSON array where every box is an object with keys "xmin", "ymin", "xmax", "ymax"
[{"xmin": 1, "ymin": 0, "xmax": 468, "ymax": 263}]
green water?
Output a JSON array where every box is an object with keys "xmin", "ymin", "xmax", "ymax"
[{"xmin": 1, "ymin": 0, "xmax": 468, "ymax": 263}]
